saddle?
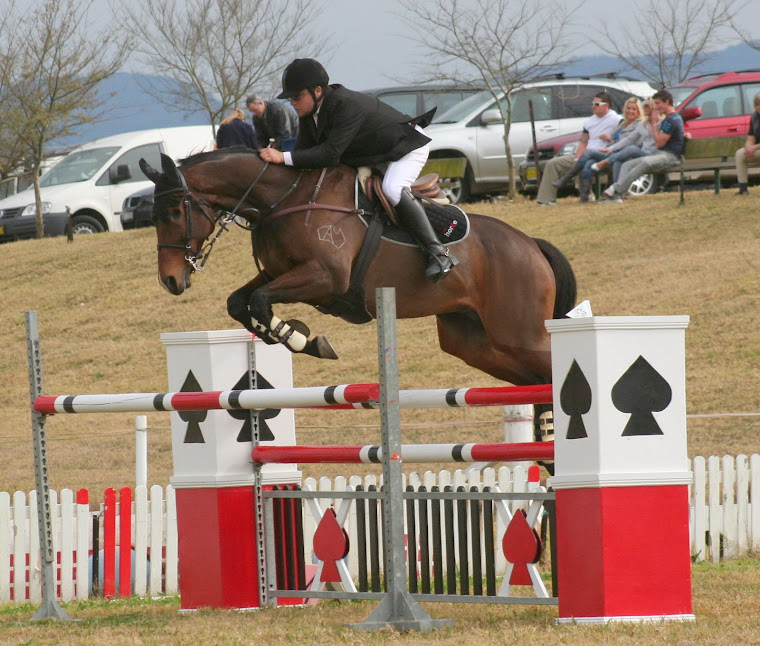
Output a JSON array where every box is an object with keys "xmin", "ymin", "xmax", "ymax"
[{"xmin": 360, "ymin": 169, "xmax": 448, "ymax": 223}]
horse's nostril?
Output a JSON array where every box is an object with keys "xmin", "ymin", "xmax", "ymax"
[{"xmin": 165, "ymin": 275, "xmax": 179, "ymax": 294}]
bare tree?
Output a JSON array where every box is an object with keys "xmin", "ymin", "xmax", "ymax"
[
  {"xmin": 121, "ymin": 0, "xmax": 329, "ymax": 132},
  {"xmin": 599, "ymin": 0, "xmax": 745, "ymax": 88},
  {"xmin": 0, "ymin": 0, "xmax": 131, "ymax": 237},
  {"xmin": 730, "ymin": 8, "xmax": 760, "ymax": 52},
  {"xmin": 399, "ymin": 0, "xmax": 583, "ymax": 199}
]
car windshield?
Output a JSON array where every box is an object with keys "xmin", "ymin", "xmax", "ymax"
[
  {"xmin": 40, "ymin": 146, "xmax": 120, "ymax": 187},
  {"xmin": 432, "ymin": 90, "xmax": 496, "ymax": 124},
  {"xmin": 668, "ymin": 86, "xmax": 699, "ymax": 108}
]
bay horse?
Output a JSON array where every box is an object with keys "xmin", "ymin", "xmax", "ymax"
[{"xmin": 139, "ymin": 148, "xmax": 576, "ymax": 387}]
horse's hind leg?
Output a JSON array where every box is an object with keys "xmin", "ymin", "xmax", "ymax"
[{"xmin": 435, "ymin": 311, "xmax": 550, "ymax": 385}]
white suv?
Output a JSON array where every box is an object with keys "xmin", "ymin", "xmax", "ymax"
[{"xmin": 425, "ymin": 75, "xmax": 656, "ymax": 202}]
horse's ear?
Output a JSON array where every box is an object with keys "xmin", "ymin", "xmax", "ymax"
[
  {"xmin": 160, "ymin": 153, "xmax": 183, "ymax": 187},
  {"xmin": 139, "ymin": 158, "xmax": 161, "ymax": 184}
]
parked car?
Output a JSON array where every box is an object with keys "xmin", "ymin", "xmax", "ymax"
[
  {"xmin": 519, "ymin": 70, "xmax": 760, "ymax": 194},
  {"xmin": 0, "ymin": 125, "xmax": 214, "ymax": 241},
  {"xmin": 120, "ymin": 186, "xmax": 155, "ymax": 229},
  {"xmin": 363, "ymin": 84, "xmax": 480, "ymax": 118},
  {"xmin": 423, "ymin": 74, "xmax": 657, "ymax": 203}
]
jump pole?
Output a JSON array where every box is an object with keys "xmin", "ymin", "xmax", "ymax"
[{"xmin": 347, "ymin": 287, "xmax": 452, "ymax": 632}]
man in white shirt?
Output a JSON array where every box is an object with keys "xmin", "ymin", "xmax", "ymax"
[{"xmin": 536, "ymin": 92, "xmax": 620, "ymax": 205}]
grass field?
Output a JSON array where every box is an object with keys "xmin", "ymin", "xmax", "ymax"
[{"xmin": 2, "ymin": 187, "xmax": 760, "ymax": 640}]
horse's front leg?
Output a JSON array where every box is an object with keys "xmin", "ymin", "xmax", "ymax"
[
  {"xmin": 248, "ymin": 263, "xmax": 342, "ymax": 360},
  {"xmin": 227, "ymin": 274, "xmax": 272, "ymax": 337}
]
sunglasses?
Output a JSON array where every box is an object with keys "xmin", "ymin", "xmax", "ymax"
[{"xmin": 592, "ymin": 101, "xmax": 607, "ymax": 107}]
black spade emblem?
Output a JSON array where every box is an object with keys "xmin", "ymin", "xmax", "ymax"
[
  {"xmin": 179, "ymin": 370, "xmax": 206, "ymax": 443},
  {"xmin": 227, "ymin": 372, "xmax": 279, "ymax": 442},
  {"xmin": 612, "ymin": 355, "xmax": 672, "ymax": 436},
  {"xmin": 560, "ymin": 360, "xmax": 592, "ymax": 439}
]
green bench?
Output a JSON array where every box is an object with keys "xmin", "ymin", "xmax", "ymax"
[
  {"xmin": 420, "ymin": 157, "xmax": 467, "ymax": 188},
  {"xmin": 675, "ymin": 136, "xmax": 746, "ymax": 201}
]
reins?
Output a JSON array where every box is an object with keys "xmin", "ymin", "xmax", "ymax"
[{"xmin": 162, "ymin": 154, "xmax": 365, "ymax": 275}]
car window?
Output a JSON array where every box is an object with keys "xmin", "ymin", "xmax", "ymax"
[
  {"xmin": 502, "ymin": 88, "xmax": 552, "ymax": 122},
  {"xmin": 376, "ymin": 93, "xmax": 419, "ymax": 116},
  {"xmin": 432, "ymin": 90, "xmax": 492, "ymax": 124},
  {"xmin": 422, "ymin": 91, "xmax": 469, "ymax": 114},
  {"xmin": 685, "ymin": 85, "xmax": 743, "ymax": 120},
  {"xmin": 553, "ymin": 85, "xmax": 604, "ymax": 119},
  {"xmin": 96, "ymin": 143, "xmax": 162, "ymax": 186},
  {"xmin": 741, "ymin": 83, "xmax": 760, "ymax": 113},
  {"xmin": 40, "ymin": 146, "xmax": 120, "ymax": 187}
]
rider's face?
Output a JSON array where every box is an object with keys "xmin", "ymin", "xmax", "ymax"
[{"xmin": 289, "ymin": 87, "xmax": 322, "ymax": 117}]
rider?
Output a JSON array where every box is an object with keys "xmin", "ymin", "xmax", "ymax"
[{"xmin": 259, "ymin": 58, "xmax": 456, "ymax": 282}]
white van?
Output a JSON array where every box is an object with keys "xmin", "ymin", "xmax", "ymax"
[{"xmin": 0, "ymin": 126, "xmax": 215, "ymax": 236}]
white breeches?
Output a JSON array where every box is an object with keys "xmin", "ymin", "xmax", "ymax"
[{"xmin": 382, "ymin": 126, "xmax": 430, "ymax": 206}]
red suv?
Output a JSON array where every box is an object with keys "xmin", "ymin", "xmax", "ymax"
[{"xmin": 519, "ymin": 70, "xmax": 760, "ymax": 194}]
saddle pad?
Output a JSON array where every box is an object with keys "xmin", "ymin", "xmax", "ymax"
[{"xmin": 357, "ymin": 193, "xmax": 470, "ymax": 247}]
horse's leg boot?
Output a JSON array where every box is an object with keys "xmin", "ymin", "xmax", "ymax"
[{"xmin": 395, "ymin": 188, "xmax": 458, "ymax": 282}]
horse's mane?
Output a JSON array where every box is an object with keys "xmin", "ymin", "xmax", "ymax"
[{"xmin": 179, "ymin": 146, "xmax": 259, "ymax": 168}]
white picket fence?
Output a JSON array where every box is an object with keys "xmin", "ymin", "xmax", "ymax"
[
  {"xmin": 0, "ymin": 485, "xmax": 177, "ymax": 604},
  {"xmin": 1, "ymin": 454, "xmax": 758, "ymax": 604}
]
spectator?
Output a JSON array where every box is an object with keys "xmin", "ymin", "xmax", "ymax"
[
  {"xmin": 592, "ymin": 98, "xmax": 658, "ymax": 183},
  {"xmin": 537, "ymin": 92, "xmax": 620, "ymax": 205},
  {"xmin": 570, "ymin": 96, "xmax": 646, "ymax": 202},
  {"xmin": 735, "ymin": 91, "xmax": 760, "ymax": 195},
  {"xmin": 599, "ymin": 89, "xmax": 684, "ymax": 204},
  {"xmin": 216, "ymin": 108, "xmax": 257, "ymax": 149},
  {"xmin": 246, "ymin": 94, "xmax": 299, "ymax": 151}
]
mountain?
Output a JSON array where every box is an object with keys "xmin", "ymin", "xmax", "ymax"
[
  {"xmin": 53, "ymin": 73, "xmax": 212, "ymax": 149},
  {"xmin": 56, "ymin": 43, "xmax": 760, "ymax": 150}
]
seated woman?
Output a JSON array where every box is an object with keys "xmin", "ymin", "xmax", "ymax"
[
  {"xmin": 553, "ymin": 96, "xmax": 645, "ymax": 202},
  {"xmin": 592, "ymin": 98, "xmax": 658, "ymax": 182},
  {"xmin": 216, "ymin": 108, "xmax": 258, "ymax": 149}
]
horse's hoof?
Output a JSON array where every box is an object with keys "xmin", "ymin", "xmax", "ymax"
[{"xmin": 304, "ymin": 335, "xmax": 339, "ymax": 360}]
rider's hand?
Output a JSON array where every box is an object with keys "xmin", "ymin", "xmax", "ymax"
[{"xmin": 260, "ymin": 147, "xmax": 285, "ymax": 164}]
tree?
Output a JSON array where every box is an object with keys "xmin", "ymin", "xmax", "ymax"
[
  {"xmin": 399, "ymin": 0, "xmax": 583, "ymax": 199},
  {"xmin": 0, "ymin": 0, "xmax": 131, "ymax": 237},
  {"xmin": 121, "ymin": 0, "xmax": 330, "ymax": 133},
  {"xmin": 598, "ymin": 0, "xmax": 745, "ymax": 88}
]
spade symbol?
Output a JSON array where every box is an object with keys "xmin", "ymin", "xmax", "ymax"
[
  {"xmin": 502, "ymin": 509, "xmax": 542, "ymax": 586},
  {"xmin": 178, "ymin": 371, "xmax": 206, "ymax": 443},
  {"xmin": 227, "ymin": 372, "xmax": 279, "ymax": 442},
  {"xmin": 312, "ymin": 508, "xmax": 350, "ymax": 582},
  {"xmin": 560, "ymin": 360, "xmax": 592, "ymax": 439},
  {"xmin": 612, "ymin": 355, "xmax": 672, "ymax": 436}
]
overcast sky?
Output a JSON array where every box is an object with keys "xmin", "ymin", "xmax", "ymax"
[
  {"xmin": 315, "ymin": 0, "xmax": 760, "ymax": 90},
  {"xmin": 92, "ymin": 0, "xmax": 760, "ymax": 90}
]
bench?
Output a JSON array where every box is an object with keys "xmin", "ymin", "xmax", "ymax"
[
  {"xmin": 420, "ymin": 157, "xmax": 467, "ymax": 189},
  {"xmin": 676, "ymin": 135, "xmax": 746, "ymax": 200}
]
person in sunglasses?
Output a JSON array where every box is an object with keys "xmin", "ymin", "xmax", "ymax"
[{"xmin": 536, "ymin": 92, "xmax": 620, "ymax": 206}]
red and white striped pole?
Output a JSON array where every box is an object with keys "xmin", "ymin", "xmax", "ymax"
[{"xmin": 547, "ymin": 316, "xmax": 693, "ymax": 624}]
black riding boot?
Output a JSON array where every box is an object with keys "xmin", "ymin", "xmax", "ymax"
[
  {"xmin": 578, "ymin": 177, "xmax": 592, "ymax": 203},
  {"xmin": 552, "ymin": 161, "xmax": 582, "ymax": 189},
  {"xmin": 395, "ymin": 188, "xmax": 458, "ymax": 281}
]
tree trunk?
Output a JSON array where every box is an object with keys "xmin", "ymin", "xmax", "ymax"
[{"xmin": 32, "ymin": 170, "xmax": 44, "ymax": 239}]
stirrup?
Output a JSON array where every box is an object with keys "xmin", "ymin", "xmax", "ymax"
[{"xmin": 424, "ymin": 247, "xmax": 458, "ymax": 281}]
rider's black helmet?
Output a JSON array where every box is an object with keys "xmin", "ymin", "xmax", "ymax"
[{"xmin": 277, "ymin": 59, "xmax": 329, "ymax": 99}]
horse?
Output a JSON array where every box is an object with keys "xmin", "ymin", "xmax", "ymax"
[{"xmin": 139, "ymin": 148, "xmax": 577, "ymax": 387}]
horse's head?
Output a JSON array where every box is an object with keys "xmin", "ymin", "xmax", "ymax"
[{"xmin": 139, "ymin": 153, "xmax": 218, "ymax": 295}]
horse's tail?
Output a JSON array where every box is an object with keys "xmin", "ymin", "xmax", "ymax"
[{"xmin": 533, "ymin": 238, "xmax": 577, "ymax": 319}]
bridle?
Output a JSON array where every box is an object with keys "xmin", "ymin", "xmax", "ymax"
[{"xmin": 156, "ymin": 156, "xmax": 363, "ymax": 273}]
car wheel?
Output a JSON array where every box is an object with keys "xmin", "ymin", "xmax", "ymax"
[
  {"xmin": 441, "ymin": 163, "xmax": 472, "ymax": 205},
  {"xmin": 71, "ymin": 214, "xmax": 104, "ymax": 235},
  {"xmin": 627, "ymin": 173, "xmax": 657, "ymax": 196}
]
